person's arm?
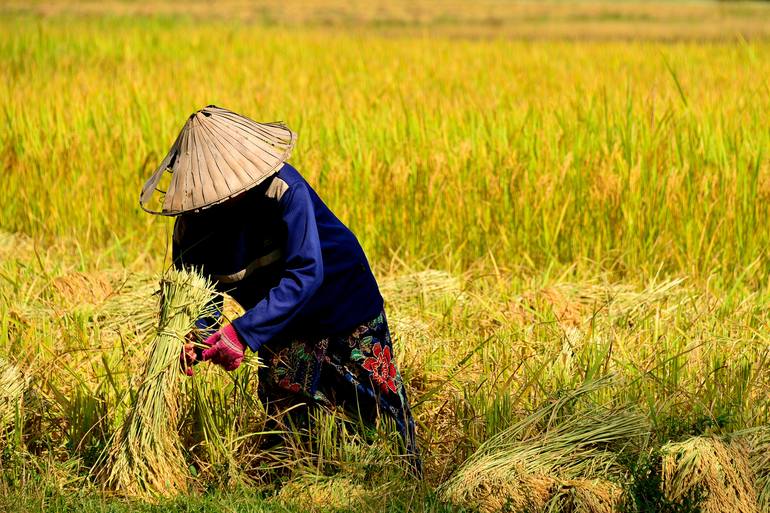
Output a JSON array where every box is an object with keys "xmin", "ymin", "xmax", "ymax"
[{"xmin": 230, "ymin": 182, "xmax": 324, "ymax": 351}]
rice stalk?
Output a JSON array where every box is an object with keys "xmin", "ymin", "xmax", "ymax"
[
  {"xmin": 185, "ymin": 373, "xmax": 255, "ymax": 485},
  {"xmin": 661, "ymin": 436, "xmax": 758, "ymax": 513},
  {"xmin": 91, "ymin": 274, "xmax": 160, "ymax": 348},
  {"xmin": 95, "ymin": 268, "xmax": 218, "ymax": 498}
]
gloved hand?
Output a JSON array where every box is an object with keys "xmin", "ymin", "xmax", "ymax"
[{"xmin": 201, "ymin": 324, "xmax": 246, "ymax": 371}]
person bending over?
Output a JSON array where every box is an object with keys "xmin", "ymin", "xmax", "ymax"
[{"xmin": 139, "ymin": 105, "xmax": 419, "ymax": 473}]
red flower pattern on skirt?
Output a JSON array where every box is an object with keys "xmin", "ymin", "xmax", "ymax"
[
  {"xmin": 362, "ymin": 342, "xmax": 398, "ymax": 394},
  {"xmin": 278, "ymin": 377, "xmax": 301, "ymax": 393}
]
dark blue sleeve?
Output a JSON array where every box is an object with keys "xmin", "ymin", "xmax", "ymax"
[{"xmin": 231, "ymin": 183, "xmax": 324, "ymax": 351}]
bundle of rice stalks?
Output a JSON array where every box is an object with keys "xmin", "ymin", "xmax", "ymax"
[
  {"xmin": 0, "ymin": 357, "xmax": 26, "ymax": 434},
  {"xmin": 661, "ymin": 436, "xmax": 758, "ymax": 513},
  {"xmin": 49, "ymin": 271, "xmax": 115, "ymax": 307},
  {"xmin": 440, "ymin": 380, "xmax": 649, "ymax": 512},
  {"xmin": 95, "ymin": 269, "xmax": 218, "ymax": 498},
  {"xmin": 508, "ymin": 285, "xmax": 592, "ymax": 327},
  {"xmin": 545, "ymin": 479, "xmax": 622, "ymax": 513},
  {"xmin": 508, "ymin": 278, "xmax": 686, "ymax": 328},
  {"xmin": 444, "ymin": 466, "xmax": 555, "ymax": 513},
  {"xmin": 380, "ymin": 270, "xmax": 464, "ymax": 307},
  {"xmin": 747, "ymin": 428, "xmax": 770, "ymax": 512},
  {"xmin": 48, "ymin": 271, "xmax": 159, "ymax": 334},
  {"xmin": 274, "ymin": 473, "xmax": 368, "ymax": 511},
  {"xmin": 0, "ymin": 230, "xmax": 34, "ymax": 261},
  {"xmin": 594, "ymin": 278, "xmax": 686, "ymax": 321},
  {"xmin": 388, "ymin": 313, "xmax": 432, "ymax": 346},
  {"xmin": 90, "ymin": 273, "xmax": 159, "ymax": 338}
]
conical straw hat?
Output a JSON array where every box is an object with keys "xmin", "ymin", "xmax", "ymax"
[{"xmin": 140, "ymin": 105, "xmax": 296, "ymax": 216}]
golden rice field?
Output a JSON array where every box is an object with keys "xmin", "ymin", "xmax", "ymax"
[{"xmin": 2, "ymin": 2, "xmax": 770, "ymax": 512}]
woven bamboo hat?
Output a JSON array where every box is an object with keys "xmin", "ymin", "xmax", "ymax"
[{"xmin": 140, "ymin": 105, "xmax": 296, "ymax": 216}]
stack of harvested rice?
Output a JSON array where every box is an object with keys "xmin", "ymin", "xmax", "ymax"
[
  {"xmin": 379, "ymin": 269, "xmax": 464, "ymax": 307},
  {"xmin": 275, "ymin": 473, "xmax": 367, "ymax": 511},
  {"xmin": 0, "ymin": 230, "xmax": 34, "ymax": 261},
  {"xmin": 96, "ymin": 269, "xmax": 218, "ymax": 498},
  {"xmin": 747, "ymin": 428, "xmax": 770, "ymax": 512},
  {"xmin": 0, "ymin": 357, "xmax": 26, "ymax": 435},
  {"xmin": 546, "ymin": 479, "xmax": 622, "ymax": 513},
  {"xmin": 661, "ymin": 436, "xmax": 758, "ymax": 513},
  {"xmin": 443, "ymin": 466, "xmax": 555, "ymax": 513},
  {"xmin": 440, "ymin": 381, "xmax": 648, "ymax": 513},
  {"xmin": 48, "ymin": 271, "xmax": 159, "ymax": 334}
]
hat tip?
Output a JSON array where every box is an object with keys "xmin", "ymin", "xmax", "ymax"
[{"xmin": 190, "ymin": 104, "xmax": 219, "ymax": 119}]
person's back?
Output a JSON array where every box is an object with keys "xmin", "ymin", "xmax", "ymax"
[{"xmin": 173, "ymin": 163, "xmax": 383, "ymax": 342}]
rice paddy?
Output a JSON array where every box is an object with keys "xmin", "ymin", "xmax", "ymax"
[{"xmin": 2, "ymin": 1, "xmax": 770, "ymax": 512}]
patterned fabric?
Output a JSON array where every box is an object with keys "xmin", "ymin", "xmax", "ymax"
[{"xmin": 257, "ymin": 310, "xmax": 420, "ymax": 470}]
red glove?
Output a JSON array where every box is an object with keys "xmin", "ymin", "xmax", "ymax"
[{"xmin": 201, "ymin": 324, "xmax": 246, "ymax": 371}]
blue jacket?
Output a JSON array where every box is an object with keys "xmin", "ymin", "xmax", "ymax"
[{"xmin": 172, "ymin": 163, "xmax": 384, "ymax": 351}]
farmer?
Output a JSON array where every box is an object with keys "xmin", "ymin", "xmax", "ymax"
[{"xmin": 139, "ymin": 105, "xmax": 419, "ymax": 473}]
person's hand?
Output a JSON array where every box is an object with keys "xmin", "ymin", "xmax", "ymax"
[
  {"xmin": 179, "ymin": 331, "xmax": 203, "ymax": 376},
  {"xmin": 201, "ymin": 324, "xmax": 246, "ymax": 371}
]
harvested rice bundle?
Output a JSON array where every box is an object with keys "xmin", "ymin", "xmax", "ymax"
[
  {"xmin": 440, "ymin": 381, "xmax": 648, "ymax": 513},
  {"xmin": 0, "ymin": 357, "xmax": 26, "ymax": 434},
  {"xmin": 96, "ymin": 269, "xmax": 218, "ymax": 498},
  {"xmin": 275, "ymin": 473, "xmax": 367, "ymax": 511},
  {"xmin": 661, "ymin": 436, "xmax": 758, "ymax": 513},
  {"xmin": 49, "ymin": 271, "xmax": 115, "ymax": 307},
  {"xmin": 54, "ymin": 271, "xmax": 159, "ymax": 335},
  {"xmin": 545, "ymin": 479, "xmax": 622, "ymax": 513},
  {"xmin": 380, "ymin": 270, "xmax": 464, "ymax": 307},
  {"xmin": 0, "ymin": 230, "xmax": 34, "ymax": 261},
  {"xmin": 508, "ymin": 278, "xmax": 686, "ymax": 328},
  {"xmin": 91, "ymin": 273, "xmax": 159, "ymax": 339},
  {"xmin": 443, "ymin": 466, "xmax": 554, "ymax": 513},
  {"xmin": 748, "ymin": 428, "xmax": 770, "ymax": 512}
]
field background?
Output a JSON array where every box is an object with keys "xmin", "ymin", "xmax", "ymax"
[{"xmin": 2, "ymin": 1, "xmax": 770, "ymax": 512}]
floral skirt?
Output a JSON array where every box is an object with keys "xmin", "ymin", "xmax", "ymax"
[{"xmin": 257, "ymin": 310, "xmax": 419, "ymax": 469}]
